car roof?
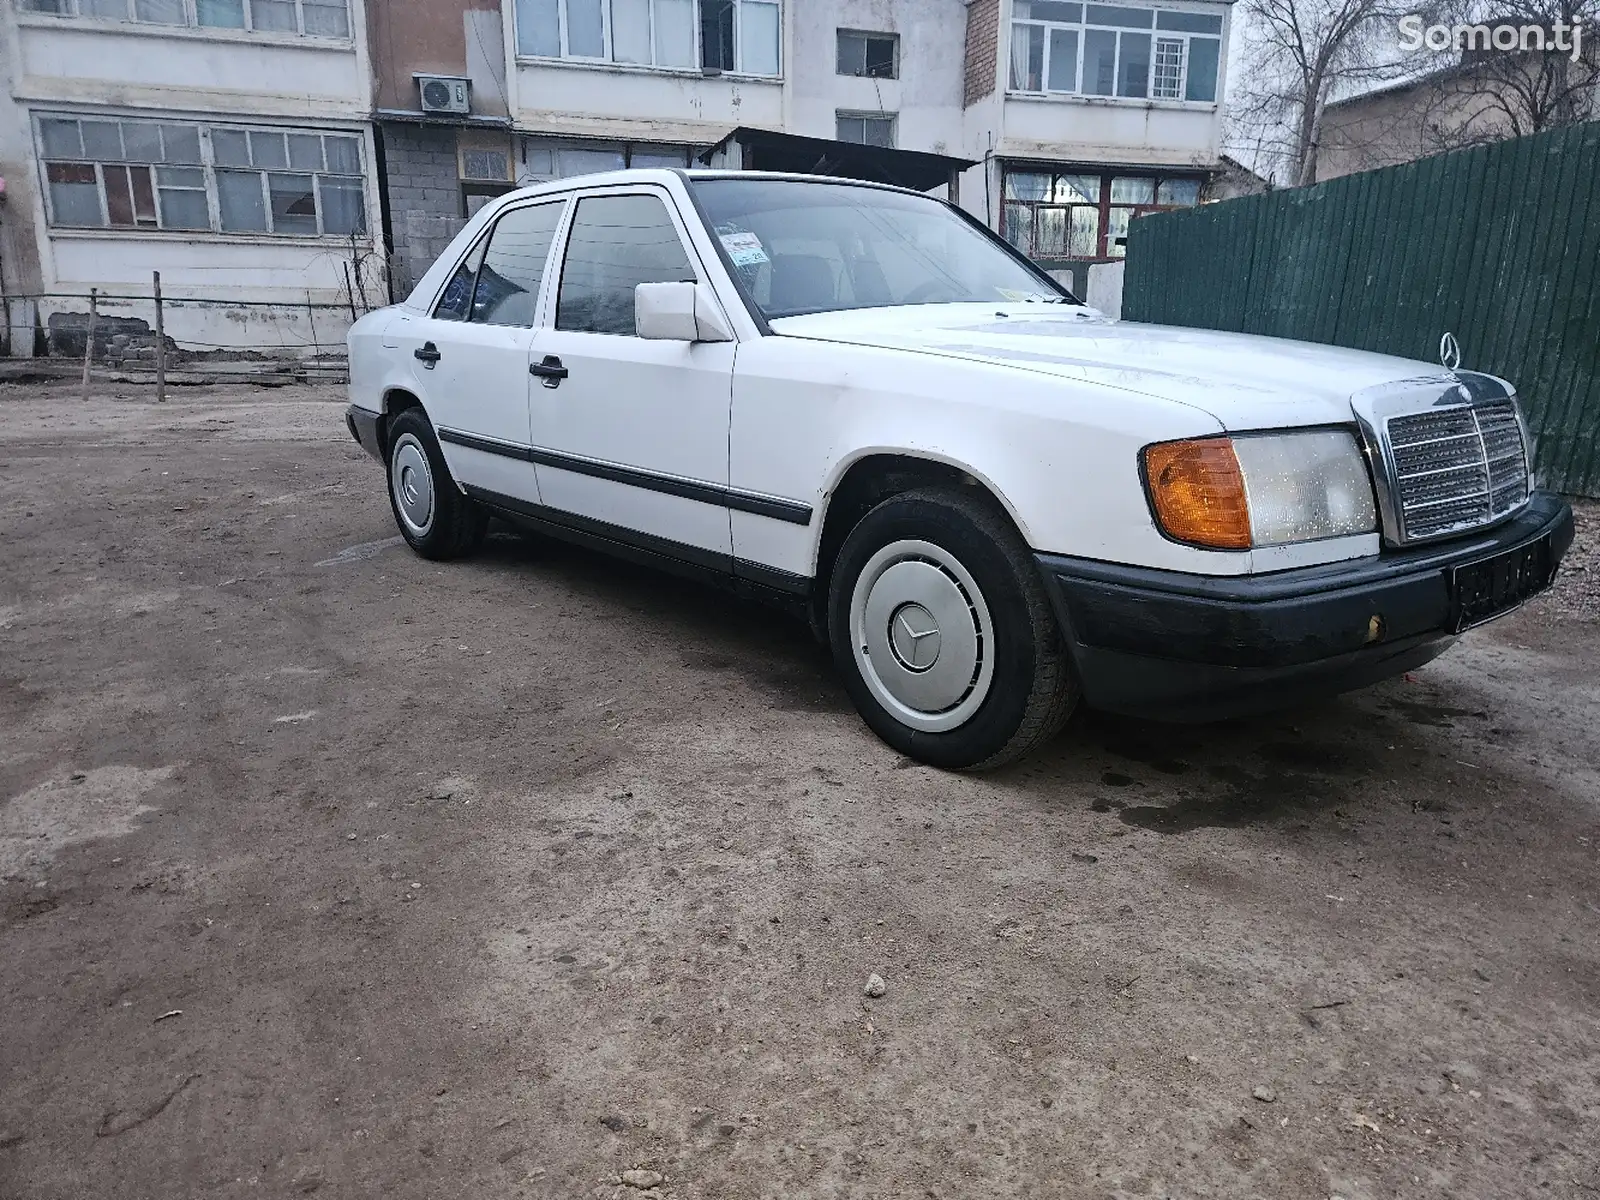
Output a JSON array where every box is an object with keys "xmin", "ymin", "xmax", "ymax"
[{"xmin": 490, "ymin": 168, "xmax": 928, "ymax": 206}]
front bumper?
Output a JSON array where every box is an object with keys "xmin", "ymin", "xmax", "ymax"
[
  {"xmin": 346, "ymin": 404, "xmax": 383, "ymax": 462},
  {"xmin": 1037, "ymin": 491, "xmax": 1574, "ymax": 721}
]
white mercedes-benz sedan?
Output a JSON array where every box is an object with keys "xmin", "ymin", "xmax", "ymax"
[{"xmin": 346, "ymin": 170, "xmax": 1572, "ymax": 770}]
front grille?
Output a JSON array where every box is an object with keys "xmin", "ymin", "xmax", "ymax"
[{"xmin": 1385, "ymin": 399, "xmax": 1529, "ymax": 541}]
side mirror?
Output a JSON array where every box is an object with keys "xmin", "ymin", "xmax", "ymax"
[{"xmin": 635, "ymin": 282, "xmax": 733, "ymax": 343}]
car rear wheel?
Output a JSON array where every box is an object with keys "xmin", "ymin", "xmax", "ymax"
[
  {"xmin": 828, "ymin": 487, "xmax": 1078, "ymax": 770},
  {"xmin": 386, "ymin": 407, "xmax": 487, "ymax": 560}
]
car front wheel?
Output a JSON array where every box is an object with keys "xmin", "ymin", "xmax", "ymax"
[
  {"xmin": 828, "ymin": 487, "xmax": 1078, "ymax": 770},
  {"xmin": 386, "ymin": 407, "xmax": 487, "ymax": 560}
]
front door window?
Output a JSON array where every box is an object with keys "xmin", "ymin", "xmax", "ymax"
[{"xmin": 555, "ymin": 193, "xmax": 698, "ymax": 336}]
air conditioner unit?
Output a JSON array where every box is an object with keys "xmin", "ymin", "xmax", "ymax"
[{"xmin": 417, "ymin": 75, "xmax": 471, "ymax": 115}]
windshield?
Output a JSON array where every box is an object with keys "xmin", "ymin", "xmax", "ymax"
[{"xmin": 690, "ymin": 177, "xmax": 1074, "ymax": 320}]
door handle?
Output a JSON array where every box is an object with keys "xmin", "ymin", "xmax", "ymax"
[
  {"xmin": 414, "ymin": 341, "xmax": 441, "ymax": 368},
  {"xmin": 529, "ymin": 355, "xmax": 569, "ymax": 387}
]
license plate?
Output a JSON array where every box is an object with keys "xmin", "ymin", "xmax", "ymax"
[{"xmin": 1449, "ymin": 534, "xmax": 1554, "ymax": 632}]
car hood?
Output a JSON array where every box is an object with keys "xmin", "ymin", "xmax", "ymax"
[{"xmin": 768, "ymin": 304, "xmax": 1465, "ymax": 430}]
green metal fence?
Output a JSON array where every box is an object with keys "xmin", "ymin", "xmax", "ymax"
[{"xmin": 1123, "ymin": 121, "xmax": 1600, "ymax": 497}]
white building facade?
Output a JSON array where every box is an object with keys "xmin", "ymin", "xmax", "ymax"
[
  {"xmin": 0, "ymin": 0, "xmax": 384, "ymax": 355},
  {"xmin": 0, "ymin": 0, "xmax": 1233, "ymax": 355},
  {"xmin": 379, "ymin": 0, "xmax": 1232, "ymax": 299}
]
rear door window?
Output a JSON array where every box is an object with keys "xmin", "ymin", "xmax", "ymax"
[
  {"xmin": 469, "ymin": 201, "xmax": 566, "ymax": 327},
  {"xmin": 432, "ymin": 200, "xmax": 565, "ymax": 326}
]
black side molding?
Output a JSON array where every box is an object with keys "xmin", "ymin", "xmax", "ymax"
[{"xmin": 437, "ymin": 427, "xmax": 813, "ymax": 525}]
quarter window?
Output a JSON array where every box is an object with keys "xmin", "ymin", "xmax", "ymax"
[
  {"xmin": 37, "ymin": 115, "xmax": 366, "ymax": 237},
  {"xmin": 434, "ymin": 239, "xmax": 488, "ymax": 323},
  {"xmin": 515, "ymin": 0, "xmax": 778, "ymax": 74},
  {"xmin": 1008, "ymin": 1, "xmax": 1221, "ymax": 102},
  {"xmin": 18, "ymin": 0, "xmax": 350, "ymax": 37},
  {"xmin": 556, "ymin": 194, "xmax": 697, "ymax": 336}
]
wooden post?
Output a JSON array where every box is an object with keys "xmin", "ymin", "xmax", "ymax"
[
  {"xmin": 81, "ymin": 287, "xmax": 97, "ymax": 399},
  {"xmin": 342, "ymin": 262, "xmax": 357, "ymax": 324},
  {"xmin": 948, "ymin": 166, "xmax": 961, "ymax": 207},
  {"xmin": 153, "ymin": 271, "xmax": 167, "ymax": 403}
]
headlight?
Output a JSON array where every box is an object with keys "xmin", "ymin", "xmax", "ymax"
[{"xmin": 1143, "ymin": 430, "xmax": 1377, "ymax": 550}]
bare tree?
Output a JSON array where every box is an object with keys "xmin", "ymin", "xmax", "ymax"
[
  {"xmin": 1414, "ymin": 0, "xmax": 1600, "ymax": 150},
  {"xmin": 1228, "ymin": 0, "xmax": 1430, "ymax": 185}
]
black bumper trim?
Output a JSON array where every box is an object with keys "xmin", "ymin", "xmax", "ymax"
[
  {"xmin": 346, "ymin": 404, "xmax": 383, "ymax": 462},
  {"xmin": 1037, "ymin": 491, "xmax": 1574, "ymax": 720}
]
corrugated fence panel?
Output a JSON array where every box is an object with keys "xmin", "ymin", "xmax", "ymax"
[{"xmin": 1123, "ymin": 122, "xmax": 1600, "ymax": 496}]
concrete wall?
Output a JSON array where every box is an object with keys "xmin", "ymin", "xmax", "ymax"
[
  {"xmin": 1316, "ymin": 72, "xmax": 1506, "ymax": 182},
  {"xmin": 786, "ymin": 0, "xmax": 969, "ymax": 154},
  {"xmin": 1085, "ymin": 259, "xmax": 1124, "ymax": 318},
  {"xmin": 11, "ymin": 13, "xmax": 372, "ymax": 120},
  {"xmin": 510, "ymin": 66, "xmax": 785, "ymax": 145},
  {"xmin": 1317, "ymin": 63, "xmax": 1599, "ymax": 182},
  {"xmin": 1000, "ymin": 95, "xmax": 1223, "ymax": 166},
  {"xmin": 370, "ymin": 0, "xmax": 510, "ymax": 119},
  {"xmin": 381, "ymin": 124, "xmax": 470, "ymax": 297}
]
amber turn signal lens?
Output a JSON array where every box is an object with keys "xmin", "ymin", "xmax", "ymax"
[{"xmin": 1143, "ymin": 438, "xmax": 1252, "ymax": 550}]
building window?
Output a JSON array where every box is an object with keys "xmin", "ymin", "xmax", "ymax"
[
  {"xmin": 514, "ymin": 0, "xmax": 779, "ymax": 75},
  {"xmin": 520, "ymin": 137, "xmax": 690, "ymax": 184},
  {"xmin": 37, "ymin": 115, "xmax": 366, "ymax": 237},
  {"xmin": 836, "ymin": 113, "xmax": 895, "ymax": 148},
  {"xmin": 18, "ymin": 0, "xmax": 350, "ymax": 37},
  {"xmin": 1008, "ymin": 2, "xmax": 1220, "ymax": 102},
  {"xmin": 837, "ymin": 29, "xmax": 897, "ymax": 78},
  {"xmin": 1001, "ymin": 166, "xmax": 1200, "ymax": 261},
  {"xmin": 460, "ymin": 137, "xmax": 515, "ymax": 217}
]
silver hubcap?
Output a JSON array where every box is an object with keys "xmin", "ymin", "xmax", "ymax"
[
  {"xmin": 849, "ymin": 539, "xmax": 995, "ymax": 734},
  {"xmin": 390, "ymin": 433, "xmax": 435, "ymax": 537}
]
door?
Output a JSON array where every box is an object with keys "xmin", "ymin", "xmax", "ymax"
[
  {"xmin": 528, "ymin": 190, "xmax": 736, "ymax": 559},
  {"xmin": 415, "ymin": 198, "xmax": 568, "ymax": 506}
]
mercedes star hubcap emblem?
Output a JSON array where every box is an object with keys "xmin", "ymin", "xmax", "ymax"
[{"xmin": 889, "ymin": 603, "xmax": 941, "ymax": 672}]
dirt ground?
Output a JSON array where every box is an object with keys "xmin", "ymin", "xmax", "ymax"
[{"xmin": 1, "ymin": 381, "xmax": 1596, "ymax": 1200}]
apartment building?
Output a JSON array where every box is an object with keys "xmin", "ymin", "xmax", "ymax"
[
  {"xmin": 373, "ymin": 0, "xmax": 1234, "ymax": 296},
  {"xmin": 0, "ymin": 0, "xmax": 383, "ymax": 351},
  {"xmin": 0, "ymin": 0, "xmax": 1231, "ymax": 353}
]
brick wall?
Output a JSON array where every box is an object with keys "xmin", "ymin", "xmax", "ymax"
[
  {"xmin": 963, "ymin": 0, "xmax": 1000, "ymax": 107},
  {"xmin": 381, "ymin": 123, "xmax": 467, "ymax": 297}
]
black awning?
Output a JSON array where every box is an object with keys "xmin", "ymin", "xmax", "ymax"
[{"xmin": 699, "ymin": 127, "xmax": 976, "ymax": 193}]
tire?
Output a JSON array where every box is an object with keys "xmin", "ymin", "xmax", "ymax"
[
  {"xmin": 385, "ymin": 407, "xmax": 487, "ymax": 561},
  {"xmin": 827, "ymin": 487, "xmax": 1079, "ymax": 770}
]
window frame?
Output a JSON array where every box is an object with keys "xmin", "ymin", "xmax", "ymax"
[
  {"xmin": 836, "ymin": 28, "xmax": 898, "ymax": 78},
  {"xmin": 1007, "ymin": 2, "xmax": 1221, "ymax": 103},
  {"xmin": 519, "ymin": 137, "xmax": 692, "ymax": 184},
  {"xmin": 17, "ymin": 0, "xmax": 353, "ymax": 39},
  {"xmin": 513, "ymin": 0, "xmax": 781, "ymax": 77},
  {"xmin": 431, "ymin": 198, "xmax": 569, "ymax": 328},
  {"xmin": 836, "ymin": 111, "xmax": 897, "ymax": 148},
  {"xmin": 999, "ymin": 165, "xmax": 1204, "ymax": 262},
  {"xmin": 552, "ymin": 186, "xmax": 703, "ymax": 337},
  {"xmin": 34, "ymin": 113, "xmax": 369, "ymax": 240}
]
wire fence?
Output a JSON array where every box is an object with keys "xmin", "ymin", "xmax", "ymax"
[{"xmin": 1, "ymin": 274, "xmax": 381, "ymax": 391}]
